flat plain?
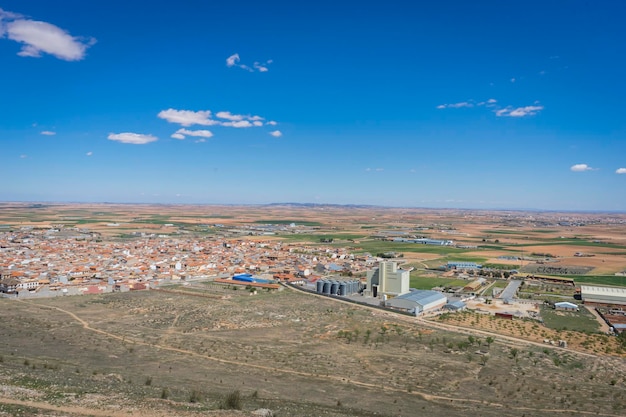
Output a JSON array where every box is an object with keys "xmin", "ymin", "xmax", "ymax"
[{"xmin": 1, "ymin": 203, "xmax": 626, "ymax": 416}]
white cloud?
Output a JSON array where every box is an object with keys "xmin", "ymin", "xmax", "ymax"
[
  {"xmin": 616, "ymin": 168, "xmax": 626, "ymax": 174},
  {"xmin": 570, "ymin": 163, "xmax": 594, "ymax": 172},
  {"xmin": 40, "ymin": 130, "xmax": 55, "ymax": 136},
  {"xmin": 216, "ymin": 111, "xmax": 244, "ymax": 121},
  {"xmin": 495, "ymin": 105, "xmax": 543, "ymax": 117},
  {"xmin": 215, "ymin": 111, "xmax": 264, "ymax": 123},
  {"xmin": 487, "ymin": 98, "xmax": 497, "ymax": 104},
  {"xmin": 159, "ymin": 108, "xmax": 276, "ymax": 131},
  {"xmin": 510, "ymin": 78, "xmax": 516, "ymax": 83},
  {"xmin": 157, "ymin": 109, "xmax": 217, "ymax": 126},
  {"xmin": 107, "ymin": 132, "xmax": 157, "ymax": 145},
  {"xmin": 226, "ymin": 53, "xmax": 272, "ymax": 72},
  {"xmin": 226, "ymin": 53, "xmax": 240, "ymax": 67},
  {"xmin": 86, "ymin": 151, "xmax": 93, "ymax": 156},
  {"xmin": 195, "ymin": 138, "xmax": 206, "ymax": 143},
  {"xmin": 269, "ymin": 130, "xmax": 282, "ymax": 137},
  {"xmin": 171, "ymin": 128, "xmax": 214, "ymax": 140},
  {"xmin": 20, "ymin": 154, "xmax": 27, "ymax": 159},
  {"xmin": 222, "ymin": 120, "xmax": 253, "ymax": 128},
  {"xmin": 266, "ymin": 121, "xmax": 278, "ymax": 126},
  {"xmin": 4, "ymin": 14, "xmax": 95, "ymax": 61},
  {"xmin": 437, "ymin": 101, "xmax": 474, "ymax": 109}
]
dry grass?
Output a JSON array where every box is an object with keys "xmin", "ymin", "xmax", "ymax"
[{"xmin": 1, "ymin": 289, "xmax": 625, "ymax": 416}]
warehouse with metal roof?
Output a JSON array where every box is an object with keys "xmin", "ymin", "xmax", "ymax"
[
  {"xmin": 580, "ymin": 285, "xmax": 626, "ymax": 306},
  {"xmin": 385, "ymin": 290, "xmax": 447, "ymax": 315}
]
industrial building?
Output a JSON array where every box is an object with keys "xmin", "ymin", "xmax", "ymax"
[
  {"xmin": 580, "ymin": 285, "xmax": 626, "ymax": 306},
  {"xmin": 447, "ymin": 261, "xmax": 481, "ymax": 270},
  {"xmin": 385, "ymin": 290, "xmax": 447, "ymax": 315},
  {"xmin": 366, "ymin": 261, "xmax": 409, "ymax": 298}
]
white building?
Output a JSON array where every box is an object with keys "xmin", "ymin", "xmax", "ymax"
[
  {"xmin": 366, "ymin": 261, "xmax": 409, "ymax": 298},
  {"xmin": 580, "ymin": 285, "xmax": 626, "ymax": 306}
]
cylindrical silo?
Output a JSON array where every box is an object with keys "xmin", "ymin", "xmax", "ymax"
[
  {"xmin": 316, "ymin": 280, "xmax": 324, "ymax": 293},
  {"xmin": 339, "ymin": 282, "xmax": 347, "ymax": 296},
  {"xmin": 330, "ymin": 281, "xmax": 339, "ymax": 295},
  {"xmin": 322, "ymin": 280, "xmax": 331, "ymax": 294}
]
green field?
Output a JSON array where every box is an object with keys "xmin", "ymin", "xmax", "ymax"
[
  {"xmin": 569, "ymin": 275, "xmax": 626, "ymax": 287},
  {"xmin": 277, "ymin": 233, "xmax": 367, "ymax": 242},
  {"xmin": 347, "ymin": 241, "xmax": 473, "ymax": 255},
  {"xmin": 254, "ymin": 220, "xmax": 323, "ymax": 226},
  {"xmin": 513, "ymin": 239, "xmax": 626, "ymax": 249},
  {"xmin": 409, "ymin": 275, "xmax": 468, "ymax": 290},
  {"xmin": 540, "ymin": 305, "xmax": 600, "ymax": 333}
]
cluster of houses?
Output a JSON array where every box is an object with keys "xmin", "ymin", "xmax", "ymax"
[{"xmin": 0, "ymin": 226, "xmax": 379, "ymax": 297}]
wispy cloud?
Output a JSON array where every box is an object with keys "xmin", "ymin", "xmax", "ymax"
[
  {"xmin": 1, "ymin": 8, "xmax": 95, "ymax": 61},
  {"xmin": 570, "ymin": 163, "xmax": 594, "ymax": 172},
  {"xmin": 226, "ymin": 53, "xmax": 272, "ymax": 72},
  {"xmin": 40, "ymin": 130, "xmax": 56, "ymax": 136},
  {"xmin": 107, "ymin": 132, "xmax": 158, "ymax": 145},
  {"xmin": 19, "ymin": 154, "xmax": 27, "ymax": 159},
  {"xmin": 157, "ymin": 109, "xmax": 217, "ymax": 126},
  {"xmin": 365, "ymin": 167, "xmax": 384, "ymax": 172},
  {"xmin": 86, "ymin": 151, "xmax": 93, "ymax": 156},
  {"xmin": 269, "ymin": 130, "xmax": 282, "ymax": 137},
  {"xmin": 437, "ymin": 99, "xmax": 498, "ymax": 110},
  {"xmin": 438, "ymin": 98, "xmax": 544, "ymax": 118},
  {"xmin": 495, "ymin": 105, "xmax": 543, "ymax": 117},
  {"xmin": 171, "ymin": 128, "xmax": 214, "ymax": 140},
  {"xmin": 253, "ymin": 60, "xmax": 273, "ymax": 72},
  {"xmin": 616, "ymin": 168, "xmax": 626, "ymax": 174},
  {"xmin": 437, "ymin": 101, "xmax": 474, "ymax": 109},
  {"xmin": 266, "ymin": 120, "xmax": 278, "ymax": 126}
]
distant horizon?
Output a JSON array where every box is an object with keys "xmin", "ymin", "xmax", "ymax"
[
  {"xmin": 2, "ymin": 199, "xmax": 625, "ymax": 215},
  {"xmin": 2, "ymin": 1, "xmax": 625, "ymax": 211}
]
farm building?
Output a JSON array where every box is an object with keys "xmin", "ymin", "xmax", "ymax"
[
  {"xmin": 580, "ymin": 286, "xmax": 626, "ymax": 306},
  {"xmin": 447, "ymin": 261, "xmax": 481, "ymax": 270},
  {"xmin": 464, "ymin": 278, "xmax": 486, "ymax": 292},
  {"xmin": 554, "ymin": 301, "xmax": 579, "ymax": 311},
  {"xmin": 444, "ymin": 300, "xmax": 467, "ymax": 311},
  {"xmin": 385, "ymin": 290, "xmax": 447, "ymax": 315}
]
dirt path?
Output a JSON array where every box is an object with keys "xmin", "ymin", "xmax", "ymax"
[
  {"xmin": 0, "ymin": 396, "xmax": 167, "ymax": 417},
  {"xmin": 585, "ymin": 305, "xmax": 611, "ymax": 333},
  {"xmin": 10, "ymin": 298, "xmax": 623, "ymax": 417}
]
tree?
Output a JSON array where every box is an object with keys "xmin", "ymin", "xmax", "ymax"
[
  {"xmin": 364, "ymin": 329, "xmax": 371, "ymax": 345},
  {"xmin": 485, "ymin": 336, "xmax": 495, "ymax": 348}
]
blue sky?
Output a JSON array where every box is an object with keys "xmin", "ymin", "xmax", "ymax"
[{"xmin": 1, "ymin": 1, "xmax": 625, "ymax": 210}]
